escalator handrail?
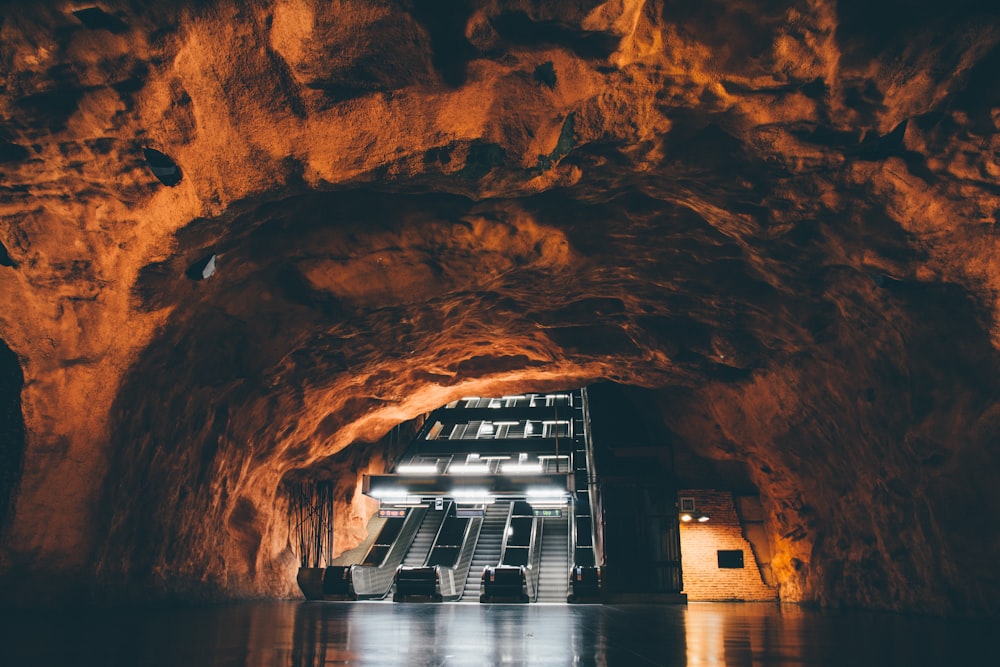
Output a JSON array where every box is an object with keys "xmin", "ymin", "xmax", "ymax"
[
  {"xmin": 566, "ymin": 490, "xmax": 580, "ymax": 572},
  {"xmin": 525, "ymin": 515, "xmax": 544, "ymax": 602},
  {"xmin": 580, "ymin": 386, "xmax": 605, "ymax": 568},
  {"xmin": 496, "ymin": 500, "xmax": 517, "ymax": 564}
]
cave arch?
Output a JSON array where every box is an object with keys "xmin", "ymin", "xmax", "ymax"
[{"xmin": 94, "ymin": 182, "xmax": 1000, "ymax": 613}]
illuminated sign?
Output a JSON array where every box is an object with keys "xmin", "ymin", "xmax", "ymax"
[
  {"xmin": 532, "ymin": 508, "xmax": 562, "ymax": 518},
  {"xmin": 379, "ymin": 508, "xmax": 407, "ymax": 518}
]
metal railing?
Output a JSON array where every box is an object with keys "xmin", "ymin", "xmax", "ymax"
[
  {"xmin": 580, "ymin": 386, "xmax": 604, "ymax": 568},
  {"xmin": 526, "ymin": 516, "xmax": 544, "ymax": 602},
  {"xmin": 568, "ymin": 495, "xmax": 577, "ymax": 558},
  {"xmin": 496, "ymin": 501, "xmax": 516, "ymax": 563},
  {"xmin": 564, "ymin": 387, "xmax": 603, "ymax": 602}
]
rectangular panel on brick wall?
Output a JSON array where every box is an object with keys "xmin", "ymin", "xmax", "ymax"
[{"xmin": 717, "ymin": 550, "xmax": 744, "ymax": 569}]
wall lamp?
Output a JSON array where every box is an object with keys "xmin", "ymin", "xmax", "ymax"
[{"xmin": 680, "ymin": 512, "xmax": 710, "ymax": 523}]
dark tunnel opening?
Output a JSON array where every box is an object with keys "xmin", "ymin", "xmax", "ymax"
[{"xmin": 0, "ymin": 339, "xmax": 26, "ymax": 538}]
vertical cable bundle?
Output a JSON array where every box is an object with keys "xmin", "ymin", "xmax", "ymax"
[{"xmin": 290, "ymin": 481, "xmax": 336, "ymax": 567}]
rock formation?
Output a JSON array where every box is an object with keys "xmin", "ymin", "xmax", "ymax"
[{"xmin": 0, "ymin": 0, "xmax": 997, "ymax": 615}]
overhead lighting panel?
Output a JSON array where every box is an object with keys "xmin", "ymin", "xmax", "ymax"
[
  {"xmin": 449, "ymin": 464, "xmax": 490, "ymax": 475},
  {"xmin": 395, "ymin": 463, "xmax": 440, "ymax": 475},
  {"xmin": 452, "ymin": 488, "xmax": 494, "ymax": 504},
  {"xmin": 373, "ymin": 490, "xmax": 411, "ymax": 503},
  {"xmin": 526, "ymin": 487, "xmax": 568, "ymax": 506},
  {"xmin": 501, "ymin": 463, "xmax": 543, "ymax": 475}
]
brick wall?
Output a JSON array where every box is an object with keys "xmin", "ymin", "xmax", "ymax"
[{"xmin": 678, "ymin": 489, "xmax": 777, "ymax": 601}]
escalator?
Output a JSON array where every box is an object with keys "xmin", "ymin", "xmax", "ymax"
[
  {"xmin": 384, "ymin": 504, "xmax": 451, "ymax": 601},
  {"xmin": 426, "ymin": 508, "xmax": 483, "ymax": 601},
  {"xmin": 401, "ymin": 504, "xmax": 450, "ymax": 567},
  {"xmin": 481, "ymin": 501, "xmax": 539, "ymax": 603},
  {"xmin": 536, "ymin": 513, "xmax": 569, "ymax": 602},
  {"xmin": 318, "ymin": 506, "xmax": 427, "ymax": 600},
  {"xmin": 394, "ymin": 502, "xmax": 488, "ymax": 601},
  {"xmin": 298, "ymin": 388, "xmax": 620, "ymax": 606},
  {"xmin": 457, "ymin": 501, "xmax": 510, "ymax": 602}
]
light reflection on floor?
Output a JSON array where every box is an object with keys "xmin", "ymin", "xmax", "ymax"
[{"xmin": 1, "ymin": 600, "xmax": 993, "ymax": 666}]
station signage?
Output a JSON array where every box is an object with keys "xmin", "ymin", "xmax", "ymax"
[{"xmin": 532, "ymin": 508, "xmax": 562, "ymax": 518}]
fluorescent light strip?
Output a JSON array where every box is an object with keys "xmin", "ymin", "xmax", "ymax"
[
  {"xmin": 452, "ymin": 488, "xmax": 489, "ymax": 497},
  {"xmin": 452, "ymin": 489, "xmax": 493, "ymax": 502},
  {"xmin": 449, "ymin": 464, "xmax": 490, "ymax": 475},
  {"xmin": 396, "ymin": 464, "xmax": 439, "ymax": 475},
  {"xmin": 528, "ymin": 497, "xmax": 568, "ymax": 506},
  {"xmin": 374, "ymin": 492, "xmax": 411, "ymax": 502},
  {"xmin": 527, "ymin": 487, "xmax": 567, "ymax": 498},
  {"xmin": 502, "ymin": 463, "xmax": 543, "ymax": 474}
]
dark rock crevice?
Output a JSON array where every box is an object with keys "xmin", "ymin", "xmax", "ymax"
[{"xmin": 0, "ymin": 340, "xmax": 25, "ymax": 540}]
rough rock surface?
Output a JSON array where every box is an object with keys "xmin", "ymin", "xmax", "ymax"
[{"xmin": 0, "ymin": 0, "xmax": 998, "ymax": 615}]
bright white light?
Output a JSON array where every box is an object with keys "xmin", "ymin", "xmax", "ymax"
[
  {"xmin": 680, "ymin": 513, "xmax": 693, "ymax": 522},
  {"xmin": 502, "ymin": 463, "xmax": 543, "ymax": 475},
  {"xmin": 526, "ymin": 487, "xmax": 568, "ymax": 505},
  {"xmin": 449, "ymin": 464, "xmax": 490, "ymax": 475},
  {"xmin": 375, "ymin": 491, "xmax": 410, "ymax": 502},
  {"xmin": 452, "ymin": 488, "xmax": 488, "ymax": 497},
  {"xmin": 396, "ymin": 464, "xmax": 439, "ymax": 475},
  {"xmin": 697, "ymin": 514, "xmax": 710, "ymax": 523},
  {"xmin": 529, "ymin": 498, "xmax": 567, "ymax": 506},
  {"xmin": 527, "ymin": 487, "xmax": 565, "ymax": 497},
  {"xmin": 452, "ymin": 489, "xmax": 493, "ymax": 503}
]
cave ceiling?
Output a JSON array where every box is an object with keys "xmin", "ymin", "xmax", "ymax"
[{"xmin": 1, "ymin": 0, "xmax": 999, "ymax": 615}]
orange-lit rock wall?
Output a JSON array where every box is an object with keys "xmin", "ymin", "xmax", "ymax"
[
  {"xmin": 678, "ymin": 489, "xmax": 777, "ymax": 602},
  {"xmin": 0, "ymin": 0, "xmax": 997, "ymax": 615}
]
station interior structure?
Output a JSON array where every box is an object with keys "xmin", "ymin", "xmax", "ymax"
[{"xmin": 295, "ymin": 388, "xmax": 734, "ymax": 605}]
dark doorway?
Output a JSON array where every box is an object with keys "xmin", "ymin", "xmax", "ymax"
[
  {"xmin": 0, "ymin": 339, "xmax": 25, "ymax": 536},
  {"xmin": 602, "ymin": 481, "xmax": 683, "ymax": 594},
  {"xmin": 587, "ymin": 383, "xmax": 683, "ymax": 594}
]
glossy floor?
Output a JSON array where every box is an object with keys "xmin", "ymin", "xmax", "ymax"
[{"xmin": 1, "ymin": 600, "xmax": 992, "ymax": 666}]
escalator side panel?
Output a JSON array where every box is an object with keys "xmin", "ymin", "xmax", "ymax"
[{"xmin": 351, "ymin": 506, "xmax": 428, "ymax": 599}]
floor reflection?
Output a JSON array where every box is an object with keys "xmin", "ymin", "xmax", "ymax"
[
  {"xmin": 289, "ymin": 602, "xmax": 639, "ymax": 666},
  {"xmin": 1, "ymin": 600, "xmax": 994, "ymax": 666}
]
